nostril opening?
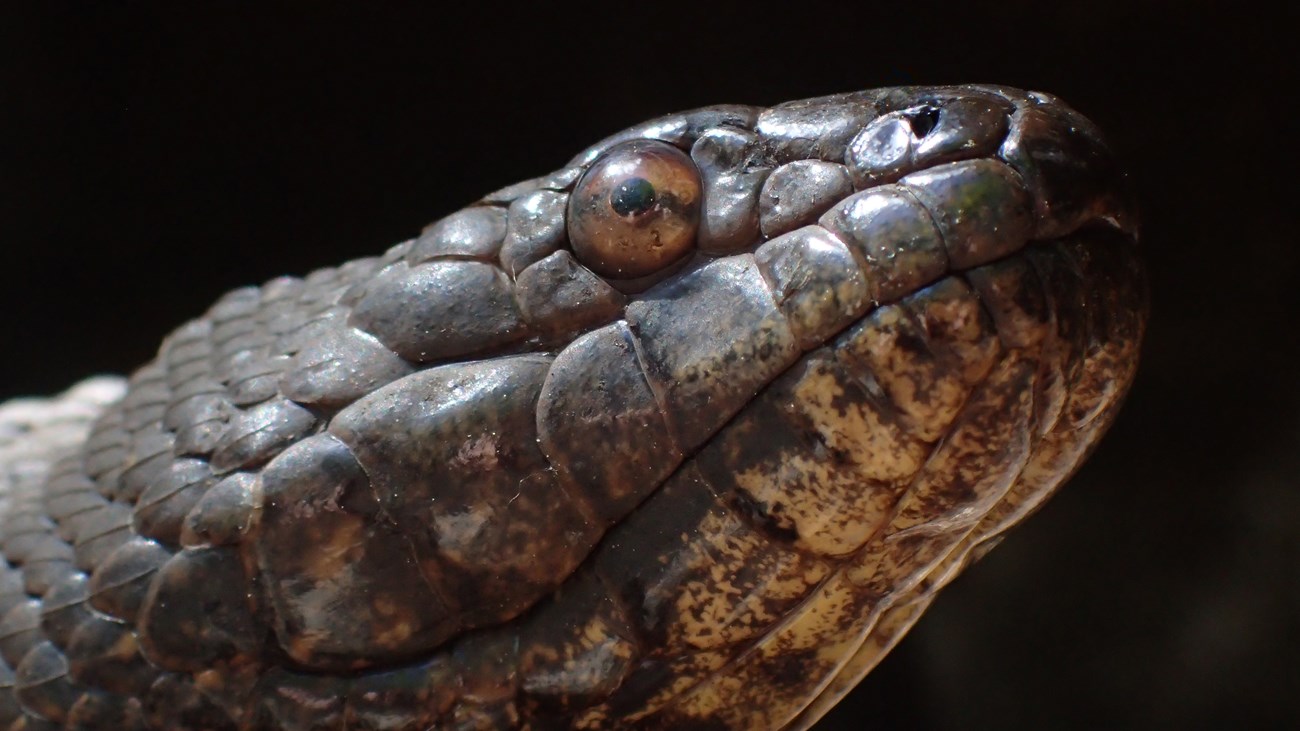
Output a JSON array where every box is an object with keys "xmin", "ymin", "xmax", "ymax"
[{"xmin": 905, "ymin": 106, "xmax": 942, "ymax": 138}]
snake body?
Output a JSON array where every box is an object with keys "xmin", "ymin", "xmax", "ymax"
[{"xmin": 0, "ymin": 85, "xmax": 1146, "ymax": 730}]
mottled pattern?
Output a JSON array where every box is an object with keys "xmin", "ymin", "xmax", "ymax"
[{"xmin": 0, "ymin": 85, "xmax": 1145, "ymax": 730}]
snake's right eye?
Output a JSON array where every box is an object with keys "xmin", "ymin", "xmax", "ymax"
[{"xmin": 567, "ymin": 139, "xmax": 702, "ymax": 279}]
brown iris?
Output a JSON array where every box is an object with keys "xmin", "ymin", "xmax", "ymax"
[{"xmin": 567, "ymin": 139, "xmax": 702, "ymax": 279}]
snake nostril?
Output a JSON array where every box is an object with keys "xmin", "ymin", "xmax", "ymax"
[{"xmin": 905, "ymin": 105, "xmax": 942, "ymax": 138}]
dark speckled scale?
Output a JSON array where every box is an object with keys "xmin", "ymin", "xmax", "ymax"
[
  {"xmin": 86, "ymin": 538, "xmax": 169, "ymax": 624},
  {"xmin": 65, "ymin": 690, "xmax": 146, "ymax": 731},
  {"xmin": 178, "ymin": 472, "xmax": 257, "ymax": 548},
  {"xmin": 626, "ymin": 255, "xmax": 800, "ymax": 447},
  {"xmin": 516, "ymin": 570, "xmax": 638, "ymax": 713},
  {"xmin": 137, "ymin": 547, "xmax": 264, "ymax": 673},
  {"xmin": 277, "ymin": 322, "xmax": 414, "ymax": 409},
  {"xmin": 222, "ymin": 356, "xmax": 287, "ymax": 407},
  {"xmin": 71, "ymin": 505, "xmax": 135, "ymax": 574},
  {"xmin": 411, "ymin": 206, "xmax": 509, "ymax": 264},
  {"xmin": 210, "ymin": 397, "xmax": 316, "ymax": 473},
  {"xmin": 691, "ymin": 127, "xmax": 771, "ymax": 254},
  {"xmin": 0, "ymin": 517, "xmax": 55, "ymax": 567},
  {"xmin": 536, "ymin": 322, "xmax": 681, "ymax": 522},
  {"xmin": 65, "ymin": 615, "xmax": 158, "ymax": 698},
  {"xmin": 0, "ymin": 571, "xmax": 27, "ymax": 620},
  {"xmin": 252, "ymin": 431, "xmax": 454, "ymax": 667},
  {"xmin": 140, "ymin": 673, "xmax": 236, "ymax": 731},
  {"xmin": 758, "ymin": 160, "xmax": 854, "ymax": 238},
  {"xmin": 161, "ymin": 383, "xmax": 228, "ymax": 434},
  {"xmin": 754, "ymin": 225, "xmax": 869, "ymax": 349},
  {"xmin": 819, "ymin": 184, "xmax": 948, "ymax": 303},
  {"xmin": 756, "ymin": 90, "xmax": 886, "ymax": 164},
  {"xmin": 569, "ymin": 105, "xmax": 760, "ymax": 167},
  {"xmin": 13, "ymin": 641, "xmax": 78, "ymax": 724},
  {"xmin": 15, "ymin": 536, "xmax": 74, "ymax": 599},
  {"xmin": 0, "ymin": 601, "xmax": 44, "ymax": 669},
  {"xmin": 0, "ymin": 662, "xmax": 18, "ymax": 726},
  {"xmin": 515, "ymin": 250, "xmax": 626, "ymax": 341},
  {"xmin": 349, "ymin": 260, "xmax": 527, "ymax": 363},
  {"xmin": 132, "ymin": 459, "xmax": 213, "ymax": 546},
  {"xmin": 900, "ymin": 159, "xmax": 1034, "ymax": 269},
  {"xmin": 500, "ymin": 190, "xmax": 570, "ymax": 275},
  {"xmin": 83, "ymin": 420, "xmax": 129, "ymax": 501},
  {"xmin": 342, "ymin": 659, "xmax": 457, "ymax": 730},
  {"xmin": 250, "ymin": 668, "xmax": 348, "ymax": 731},
  {"xmin": 36, "ymin": 574, "xmax": 90, "ymax": 650},
  {"xmin": 0, "ymin": 85, "xmax": 1145, "ymax": 730}
]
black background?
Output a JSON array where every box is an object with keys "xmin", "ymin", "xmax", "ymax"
[{"xmin": 1, "ymin": 3, "xmax": 1294, "ymax": 730}]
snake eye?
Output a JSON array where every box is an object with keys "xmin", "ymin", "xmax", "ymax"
[{"xmin": 567, "ymin": 139, "xmax": 702, "ymax": 278}]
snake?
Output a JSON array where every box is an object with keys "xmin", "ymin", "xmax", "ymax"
[{"xmin": 0, "ymin": 84, "xmax": 1147, "ymax": 730}]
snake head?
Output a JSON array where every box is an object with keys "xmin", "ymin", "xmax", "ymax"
[{"xmin": 21, "ymin": 86, "xmax": 1146, "ymax": 730}]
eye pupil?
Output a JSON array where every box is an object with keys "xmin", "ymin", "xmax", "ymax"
[{"xmin": 609, "ymin": 177, "xmax": 656, "ymax": 216}]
